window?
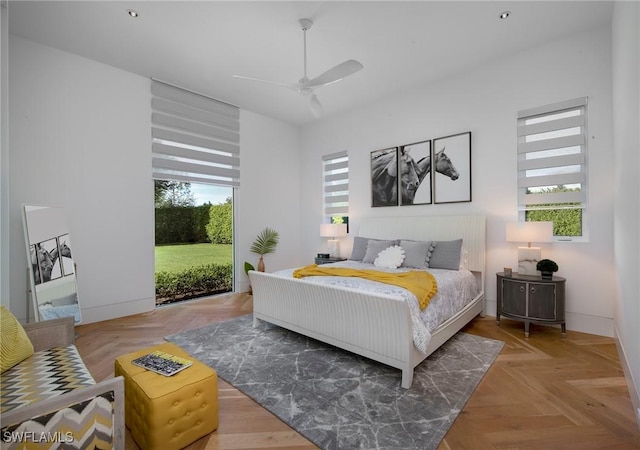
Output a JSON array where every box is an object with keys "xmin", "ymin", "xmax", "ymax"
[
  {"xmin": 323, "ymin": 151, "xmax": 349, "ymax": 225},
  {"xmin": 151, "ymin": 80, "xmax": 239, "ymax": 305},
  {"xmin": 517, "ymin": 97, "xmax": 588, "ymax": 240}
]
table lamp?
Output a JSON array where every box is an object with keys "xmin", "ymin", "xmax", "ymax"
[
  {"xmin": 320, "ymin": 223, "xmax": 347, "ymax": 257},
  {"xmin": 506, "ymin": 221, "xmax": 553, "ymax": 275}
]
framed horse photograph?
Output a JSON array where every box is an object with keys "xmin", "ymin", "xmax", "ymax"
[
  {"xmin": 371, "ymin": 147, "xmax": 399, "ymax": 207},
  {"xmin": 399, "ymin": 139, "xmax": 432, "ymax": 205},
  {"xmin": 433, "ymin": 131, "xmax": 472, "ymax": 204}
]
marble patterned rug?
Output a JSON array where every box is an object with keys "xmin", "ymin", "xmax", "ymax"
[{"xmin": 166, "ymin": 314, "xmax": 503, "ymax": 450}]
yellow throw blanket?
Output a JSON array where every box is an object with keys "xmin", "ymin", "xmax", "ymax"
[{"xmin": 292, "ymin": 265, "xmax": 438, "ymax": 310}]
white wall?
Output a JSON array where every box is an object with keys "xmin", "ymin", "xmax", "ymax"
[
  {"xmin": 6, "ymin": 36, "xmax": 302, "ymax": 324},
  {"xmin": 1, "ymin": 3, "xmax": 9, "ymax": 309},
  {"xmin": 8, "ymin": 36, "xmax": 155, "ymax": 323},
  {"xmin": 299, "ymin": 27, "xmax": 615, "ymax": 337},
  {"xmin": 612, "ymin": 0, "xmax": 640, "ymax": 422},
  {"xmin": 235, "ymin": 110, "xmax": 301, "ymax": 293}
]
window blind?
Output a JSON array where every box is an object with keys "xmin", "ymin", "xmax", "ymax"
[
  {"xmin": 151, "ymin": 80, "xmax": 240, "ymax": 187},
  {"xmin": 517, "ymin": 97, "xmax": 587, "ymax": 211},
  {"xmin": 323, "ymin": 151, "xmax": 349, "ymax": 217}
]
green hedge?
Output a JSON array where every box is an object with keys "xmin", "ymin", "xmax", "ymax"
[
  {"xmin": 155, "ymin": 263, "xmax": 232, "ymax": 304},
  {"xmin": 155, "ymin": 205, "xmax": 212, "ymax": 244},
  {"xmin": 526, "ymin": 208, "xmax": 582, "ymax": 236},
  {"xmin": 206, "ymin": 202, "xmax": 232, "ymax": 244}
]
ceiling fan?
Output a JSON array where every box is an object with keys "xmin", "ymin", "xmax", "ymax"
[{"xmin": 233, "ymin": 18, "xmax": 363, "ymax": 118}]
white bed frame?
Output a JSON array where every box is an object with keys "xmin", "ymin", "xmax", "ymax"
[{"xmin": 249, "ymin": 215, "xmax": 486, "ymax": 388}]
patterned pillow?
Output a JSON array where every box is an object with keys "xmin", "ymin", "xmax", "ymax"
[
  {"xmin": 1, "ymin": 306, "xmax": 34, "ymax": 373},
  {"xmin": 374, "ymin": 245, "xmax": 406, "ymax": 269}
]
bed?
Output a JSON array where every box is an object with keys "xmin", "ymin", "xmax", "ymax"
[{"xmin": 248, "ymin": 215, "xmax": 486, "ymax": 388}]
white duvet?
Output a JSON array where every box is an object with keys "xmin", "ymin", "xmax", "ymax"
[{"xmin": 273, "ymin": 260, "xmax": 480, "ymax": 354}]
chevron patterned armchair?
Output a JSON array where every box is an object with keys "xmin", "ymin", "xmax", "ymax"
[{"xmin": 1, "ymin": 316, "xmax": 124, "ymax": 449}]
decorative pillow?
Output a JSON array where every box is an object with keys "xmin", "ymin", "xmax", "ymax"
[
  {"xmin": 374, "ymin": 245, "xmax": 405, "ymax": 269},
  {"xmin": 1, "ymin": 306, "xmax": 34, "ymax": 373},
  {"xmin": 459, "ymin": 247, "xmax": 469, "ymax": 270},
  {"xmin": 428, "ymin": 239, "xmax": 463, "ymax": 270},
  {"xmin": 400, "ymin": 240, "xmax": 434, "ymax": 269},
  {"xmin": 362, "ymin": 240, "xmax": 397, "ymax": 264},
  {"xmin": 349, "ymin": 236, "xmax": 371, "ymax": 261}
]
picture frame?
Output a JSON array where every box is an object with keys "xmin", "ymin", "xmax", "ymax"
[
  {"xmin": 433, "ymin": 131, "xmax": 472, "ymax": 204},
  {"xmin": 371, "ymin": 147, "xmax": 399, "ymax": 207},
  {"xmin": 38, "ymin": 237, "xmax": 63, "ymax": 282},
  {"xmin": 58, "ymin": 233, "xmax": 75, "ymax": 276},
  {"xmin": 399, "ymin": 139, "xmax": 432, "ymax": 205}
]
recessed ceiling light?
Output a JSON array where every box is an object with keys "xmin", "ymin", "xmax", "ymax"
[
  {"xmin": 499, "ymin": 11, "xmax": 511, "ymax": 20},
  {"xmin": 127, "ymin": 9, "xmax": 139, "ymax": 18}
]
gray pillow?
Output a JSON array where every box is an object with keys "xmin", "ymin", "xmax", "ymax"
[
  {"xmin": 400, "ymin": 240, "xmax": 434, "ymax": 269},
  {"xmin": 362, "ymin": 240, "xmax": 397, "ymax": 264},
  {"xmin": 349, "ymin": 236, "xmax": 371, "ymax": 261},
  {"xmin": 428, "ymin": 239, "xmax": 463, "ymax": 270},
  {"xmin": 350, "ymin": 237, "xmax": 396, "ymax": 261}
]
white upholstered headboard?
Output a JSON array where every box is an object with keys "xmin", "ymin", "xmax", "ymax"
[{"xmin": 358, "ymin": 215, "xmax": 486, "ymax": 289}]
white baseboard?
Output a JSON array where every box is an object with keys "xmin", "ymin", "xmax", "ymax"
[
  {"xmin": 565, "ymin": 312, "xmax": 613, "ymax": 337},
  {"xmin": 238, "ymin": 279, "xmax": 251, "ymax": 294},
  {"xmin": 484, "ymin": 299, "xmax": 614, "ymax": 337},
  {"xmin": 80, "ymin": 296, "xmax": 155, "ymax": 325},
  {"xmin": 613, "ymin": 325, "xmax": 640, "ymax": 430}
]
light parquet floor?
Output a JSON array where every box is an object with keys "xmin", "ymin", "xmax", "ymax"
[{"xmin": 74, "ymin": 292, "xmax": 640, "ymax": 450}]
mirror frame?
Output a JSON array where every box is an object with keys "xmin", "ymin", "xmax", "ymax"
[{"xmin": 22, "ymin": 205, "xmax": 82, "ymax": 324}]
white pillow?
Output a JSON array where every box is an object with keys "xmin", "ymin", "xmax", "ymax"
[
  {"xmin": 374, "ymin": 245, "xmax": 405, "ymax": 269},
  {"xmin": 362, "ymin": 240, "xmax": 396, "ymax": 264},
  {"xmin": 459, "ymin": 247, "xmax": 469, "ymax": 270}
]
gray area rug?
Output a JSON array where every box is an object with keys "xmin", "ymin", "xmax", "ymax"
[{"xmin": 166, "ymin": 314, "xmax": 503, "ymax": 450}]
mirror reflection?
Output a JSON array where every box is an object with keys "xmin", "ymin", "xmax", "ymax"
[{"xmin": 23, "ymin": 205, "xmax": 82, "ymax": 323}]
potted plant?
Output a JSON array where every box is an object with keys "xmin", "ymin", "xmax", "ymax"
[
  {"xmin": 244, "ymin": 261, "xmax": 255, "ymax": 294},
  {"xmin": 249, "ymin": 227, "xmax": 279, "ymax": 272},
  {"xmin": 536, "ymin": 259, "xmax": 558, "ymax": 280}
]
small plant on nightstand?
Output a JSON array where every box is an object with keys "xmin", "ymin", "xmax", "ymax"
[{"xmin": 536, "ymin": 259, "xmax": 558, "ymax": 280}]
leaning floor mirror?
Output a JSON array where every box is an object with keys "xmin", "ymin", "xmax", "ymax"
[{"xmin": 23, "ymin": 205, "xmax": 82, "ymax": 324}]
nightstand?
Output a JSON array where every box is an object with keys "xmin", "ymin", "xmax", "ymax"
[
  {"xmin": 496, "ymin": 272, "xmax": 566, "ymax": 337},
  {"xmin": 315, "ymin": 256, "xmax": 347, "ymax": 265}
]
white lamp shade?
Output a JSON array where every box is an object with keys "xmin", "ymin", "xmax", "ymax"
[
  {"xmin": 506, "ymin": 221, "xmax": 553, "ymax": 276},
  {"xmin": 320, "ymin": 223, "xmax": 347, "ymax": 238},
  {"xmin": 506, "ymin": 222, "xmax": 553, "ymax": 245}
]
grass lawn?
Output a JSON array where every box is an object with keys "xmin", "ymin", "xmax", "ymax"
[{"xmin": 155, "ymin": 243, "xmax": 232, "ymax": 273}]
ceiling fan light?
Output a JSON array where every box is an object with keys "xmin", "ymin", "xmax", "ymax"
[{"xmin": 309, "ymin": 94, "xmax": 324, "ymax": 118}]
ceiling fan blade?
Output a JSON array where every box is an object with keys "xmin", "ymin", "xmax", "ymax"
[
  {"xmin": 309, "ymin": 94, "xmax": 324, "ymax": 118},
  {"xmin": 302, "ymin": 59, "xmax": 363, "ymax": 89},
  {"xmin": 232, "ymin": 75, "xmax": 297, "ymax": 91}
]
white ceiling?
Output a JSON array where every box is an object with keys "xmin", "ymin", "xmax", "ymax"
[{"xmin": 7, "ymin": 1, "xmax": 613, "ymax": 126}]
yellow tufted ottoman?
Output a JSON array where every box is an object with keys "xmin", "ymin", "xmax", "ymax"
[{"xmin": 114, "ymin": 342, "xmax": 218, "ymax": 450}]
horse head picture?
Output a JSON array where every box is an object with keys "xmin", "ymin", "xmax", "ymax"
[
  {"xmin": 371, "ymin": 132, "xmax": 471, "ymax": 207},
  {"xmin": 399, "ymin": 146, "xmax": 431, "ymax": 204},
  {"xmin": 371, "ymin": 148, "xmax": 400, "ymax": 206},
  {"xmin": 433, "ymin": 132, "xmax": 471, "ymax": 203},
  {"xmin": 433, "ymin": 147, "xmax": 459, "ymax": 181},
  {"xmin": 29, "ymin": 236, "xmax": 74, "ymax": 285},
  {"xmin": 30, "ymin": 243, "xmax": 53, "ymax": 285}
]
